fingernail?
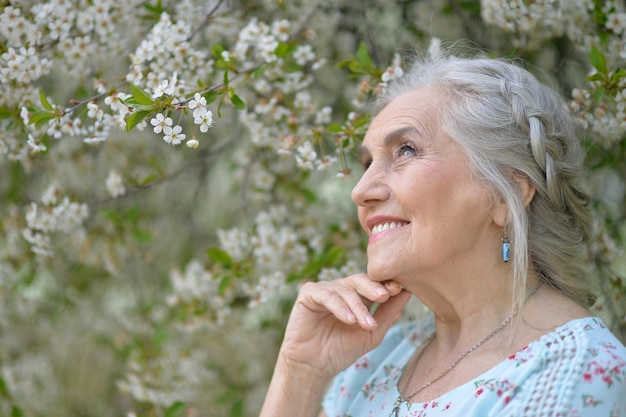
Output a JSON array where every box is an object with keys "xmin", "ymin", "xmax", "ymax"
[{"xmin": 365, "ymin": 314, "xmax": 377, "ymax": 327}]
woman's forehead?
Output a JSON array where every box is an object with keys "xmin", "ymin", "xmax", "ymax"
[{"xmin": 363, "ymin": 91, "xmax": 441, "ymax": 148}]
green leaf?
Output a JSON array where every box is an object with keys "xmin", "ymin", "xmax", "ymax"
[
  {"xmin": 165, "ymin": 401, "xmax": 186, "ymax": 417},
  {"xmin": 325, "ymin": 246, "xmax": 344, "ymax": 265},
  {"xmin": 355, "ymin": 42, "xmax": 372, "ymax": 67},
  {"xmin": 593, "ymin": 87, "xmax": 606, "ymax": 102},
  {"xmin": 212, "ymin": 43, "xmax": 225, "ymax": 58},
  {"xmin": 130, "ymin": 84, "xmax": 154, "ymax": 106},
  {"xmin": 126, "ymin": 110, "xmax": 152, "ymax": 131},
  {"xmin": 348, "ymin": 60, "xmax": 365, "ymax": 74},
  {"xmin": 204, "ymin": 90, "xmax": 220, "ymax": 104},
  {"xmin": 218, "ymin": 275, "xmax": 231, "ymax": 295},
  {"xmin": 275, "ymin": 41, "xmax": 289, "ymax": 58},
  {"xmin": 206, "ymin": 247, "xmax": 232, "ymax": 266},
  {"xmin": 230, "ymin": 91, "xmax": 246, "ymax": 110},
  {"xmin": 11, "ymin": 406, "xmax": 23, "ymax": 417},
  {"xmin": 253, "ymin": 66, "xmax": 266, "ymax": 79},
  {"xmin": 152, "ymin": 326, "xmax": 169, "ymax": 347},
  {"xmin": 29, "ymin": 110, "xmax": 55, "ymax": 129},
  {"xmin": 352, "ymin": 114, "xmax": 370, "ymax": 129},
  {"xmin": 0, "ymin": 106, "xmax": 11, "ymax": 119},
  {"xmin": 589, "ymin": 45, "xmax": 608, "ymax": 76},
  {"xmin": 0, "ymin": 377, "xmax": 9, "ymax": 398},
  {"xmin": 132, "ymin": 228, "xmax": 152, "ymax": 243},
  {"xmin": 326, "ymin": 123, "xmax": 344, "ymax": 133},
  {"xmin": 230, "ymin": 399, "xmax": 245, "ymax": 417},
  {"xmin": 584, "ymin": 73, "xmax": 606, "ymax": 83},
  {"xmin": 39, "ymin": 89, "xmax": 54, "ymax": 111},
  {"xmin": 459, "ymin": 0, "xmax": 481, "ymax": 13},
  {"xmin": 301, "ymin": 187, "xmax": 317, "ymax": 203},
  {"xmin": 610, "ymin": 67, "xmax": 626, "ymax": 82}
]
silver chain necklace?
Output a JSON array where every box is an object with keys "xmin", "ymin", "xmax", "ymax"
[{"xmin": 390, "ymin": 283, "xmax": 542, "ymax": 417}]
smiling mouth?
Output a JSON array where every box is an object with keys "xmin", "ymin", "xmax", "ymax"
[{"xmin": 371, "ymin": 221, "xmax": 409, "ymax": 235}]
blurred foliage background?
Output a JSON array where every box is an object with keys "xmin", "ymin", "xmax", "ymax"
[{"xmin": 0, "ymin": 1, "xmax": 624, "ymax": 416}]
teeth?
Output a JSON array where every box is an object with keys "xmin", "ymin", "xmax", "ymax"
[{"xmin": 371, "ymin": 222, "xmax": 408, "ymax": 235}]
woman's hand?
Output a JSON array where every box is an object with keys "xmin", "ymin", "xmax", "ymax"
[
  {"xmin": 279, "ymin": 273, "xmax": 412, "ymax": 379},
  {"xmin": 260, "ymin": 274, "xmax": 411, "ymax": 417}
]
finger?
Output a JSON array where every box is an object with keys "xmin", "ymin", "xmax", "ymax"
[
  {"xmin": 346, "ymin": 274, "xmax": 394, "ymax": 303},
  {"xmin": 382, "ymin": 280, "xmax": 403, "ymax": 297},
  {"xmin": 298, "ymin": 282, "xmax": 358, "ymax": 325},
  {"xmin": 300, "ymin": 280, "xmax": 378, "ymax": 328},
  {"xmin": 335, "ymin": 284, "xmax": 378, "ymax": 329}
]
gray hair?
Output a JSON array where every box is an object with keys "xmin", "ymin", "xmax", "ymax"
[{"xmin": 379, "ymin": 52, "xmax": 594, "ymax": 314}]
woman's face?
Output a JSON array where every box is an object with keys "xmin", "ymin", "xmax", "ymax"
[{"xmin": 352, "ymin": 87, "xmax": 501, "ymax": 287}]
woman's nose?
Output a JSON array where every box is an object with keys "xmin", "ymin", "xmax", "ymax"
[{"xmin": 351, "ymin": 164, "xmax": 390, "ymax": 207}]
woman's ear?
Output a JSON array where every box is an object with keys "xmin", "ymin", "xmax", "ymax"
[
  {"xmin": 516, "ymin": 172, "xmax": 536, "ymax": 207},
  {"xmin": 492, "ymin": 172, "xmax": 536, "ymax": 227}
]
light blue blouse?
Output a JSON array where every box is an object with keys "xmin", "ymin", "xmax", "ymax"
[{"xmin": 323, "ymin": 316, "xmax": 626, "ymax": 417}]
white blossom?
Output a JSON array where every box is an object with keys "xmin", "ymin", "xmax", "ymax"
[
  {"xmin": 162, "ymin": 124, "xmax": 185, "ymax": 145},
  {"xmin": 193, "ymin": 107, "xmax": 214, "ymax": 133},
  {"xmin": 150, "ymin": 113, "xmax": 172, "ymax": 134},
  {"xmin": 26, "ymin": 135, "xmax": 47, "ymax": 154},
  {"xmin": 106, "ymin": 170, "xmax": 126, "ymax": 198},
  {"xmin": 295, "ymin": 141, "xmax": 317, "ymax": 170}
]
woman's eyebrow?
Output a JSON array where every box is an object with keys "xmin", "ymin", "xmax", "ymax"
[
  {"xmin": 383, "ymin": 126, "xmax": 422, "ymax": 147},
  {"xmin": 359, "ymin": 126, "xmax": 423, "ymax": 156}
]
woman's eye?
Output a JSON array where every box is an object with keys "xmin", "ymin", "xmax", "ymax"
[
  {"xmin": 362, "ymin": 159, "xmax": 372, "ymax": 170},
  {"xmin": 396, "ymin": 143, "xmax": 417, "ymax": 157}
]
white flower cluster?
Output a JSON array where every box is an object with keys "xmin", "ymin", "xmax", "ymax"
[
  {"xmin": 217, "ymin": 228, "xmax": 250, "ymax": 262},
  {"xmin": 570, "ymin": 85, "xmax": 626, "ymax": 148},
  {"xmin": 22, "ymin": 185, "xmax": 89, "ymax": 256},
  {"xmin": 482, "ymin": 0, "xmax": 626, "ymax": 64},
  {"xmin": 250, "ymin": 206, "xmax": 308, "ymax": 274},
  {"xmin": 228, "ymin": 17, "xmax": 342, "ymax": 174},
  {"xmin": 233, "ymin": 18, "xmax": 291, "ymax": 64},
  {"xmin": 165, "ymin": 259, "xmax": 233, "ymax": 328},
  {"xmin": 482, "ymin": 1, "xmax": 626, "ymax": 154},
  {"xmin": 1, "ymin": 352, "xmax": 58, "ymax": 412},
  {"xmin": 126, "ymin": 13, "xmax": 216, "ymax": 147},
  {"xmin": 208, "ymin": 206, "xmax": 314, "ymax": 313},
  {"xmin": 118, "ymin": 348, "xmax": 212, "ymax": 407},
  {"xmin": 127, "ymin": 13, "xmax": 209, "ymax": 93},
  {"xmin": 0, "ymin": 0, "xmax": 143, "ymax": 159},
  {"xmin": 481, "ymin": 0, "xmax": 594, "ymax": 48},
  {"xmin": 0, "ymin": 46, "xmax": 51, "ymax": 86}
]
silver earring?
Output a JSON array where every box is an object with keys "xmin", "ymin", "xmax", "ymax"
[{"xmin": 502, "ymin": 235, "xmax": 511, "ymax": 262}]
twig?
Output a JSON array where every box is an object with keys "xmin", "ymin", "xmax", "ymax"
[{"xmin": 187, "ymin": 0, "xmax": 228, "ymax": 42}]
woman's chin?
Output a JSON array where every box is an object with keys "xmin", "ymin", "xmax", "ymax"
[{"xmin": 366, "ymin": 264, "xmax": 396, "ymax": 283}]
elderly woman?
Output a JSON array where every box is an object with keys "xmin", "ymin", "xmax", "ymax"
[{"xmin": 260, "ymin": 52, "xmax": 626, "ymax": 417}]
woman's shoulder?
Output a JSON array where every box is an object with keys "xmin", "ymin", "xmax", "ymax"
[
  {"xmin": 509, "ymin": 317, "xmax": 626, "ymax": 415},
  {"xmin": 534, "ymin": 316, "xmax": 625, "ymax": 352},
  {"xmin": 520, "ymin": 316, "xmax": 625, "ymax": 368}
]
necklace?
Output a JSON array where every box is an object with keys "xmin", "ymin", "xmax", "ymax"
[{"xmin": 390, "ymin": 283, "xmax": 543, "ymax": 417}]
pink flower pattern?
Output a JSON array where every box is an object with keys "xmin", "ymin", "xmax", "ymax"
[{"xmin": 323, "ymin": 317, "xmax": 626, "ymax": 417}]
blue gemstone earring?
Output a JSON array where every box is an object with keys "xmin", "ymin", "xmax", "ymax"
[{"xmin": 502, "ymin": 235, "xmax": 511, "ymax": 262}]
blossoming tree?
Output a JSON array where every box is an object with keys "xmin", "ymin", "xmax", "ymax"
[{"xmin": 0, "ymin": 0, "xmax": 624, "ymax": 416}]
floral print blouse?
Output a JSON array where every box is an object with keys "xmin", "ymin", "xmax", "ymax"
[{"xmin": 322, "ymin": 316, "xmax": 626, "ymax": 417}]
